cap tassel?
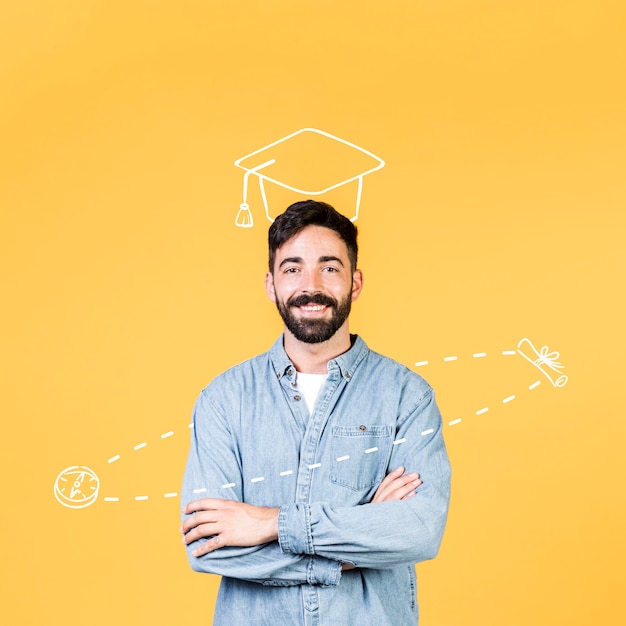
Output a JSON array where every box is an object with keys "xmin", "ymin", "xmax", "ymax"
[
  {"xmin": 235, "ymin": 170, "xmax": 254, "ymax": 228},
  {"xmin": 235, "ymin": 203, "xmax": 253, "ymax": 228}
]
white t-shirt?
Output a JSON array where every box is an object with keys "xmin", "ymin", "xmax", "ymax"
[{"xmin": 295, "ymin": 372, "xmax": 328, "ymax": 415}]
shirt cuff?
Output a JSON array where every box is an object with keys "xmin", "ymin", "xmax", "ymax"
[
  {"xmin": 278, "ymin": 504, "xmax": 341, "ymax": 586},
  {"xmin": 278, "ymin": 503, "xmax": 313, "ymax": 555},
  {"xmin": 306, "ymin": 555, "xmax": 342, "ymax": 586}
]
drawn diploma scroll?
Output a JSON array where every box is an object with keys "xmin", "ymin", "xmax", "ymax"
[{"xmin": 517, "ymin": 338, "xmax": 568, "ymax": 388}]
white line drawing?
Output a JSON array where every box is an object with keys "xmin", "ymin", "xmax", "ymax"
[
  {"xmin": 56, "ymin": 340, "xmax": 566, "ymax": 508},
  {"xmin": 53, "ymin": 465, "xmax": 100, "ymax": 509},
  {"xmin": 517, "ymin": 338, "xmax": 568, "ymax": 388},
  {"xmin": 234, "ymin": 128, "xmax": 385, "ymax": 227}
]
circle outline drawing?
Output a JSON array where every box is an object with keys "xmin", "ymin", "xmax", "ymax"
[{"xmin": 54, "ymin": 465, "xmax": 100, "ymax": 509}]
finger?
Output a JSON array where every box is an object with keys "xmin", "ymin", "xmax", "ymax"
[
  {"xmin": 181, "ymin": 510, "xmax": 220, "ymax": 535},
  {"xmin": 183, "ymin": 498, "xmax": 225, "ymax": 515},
  {"xmin": 192, "ymin": 534, "xmax": 223, "ymax": 557},
  {"xmin": 388, "ymin": 474, "xmax": 420, "ymax": 499},
  {"xmin": 371, "ymin": 467, "xmax": 405, "ymax": 501},
  {"xmin": 182, "ymin": 520, "xmax": 219, "ymax": 544},
  {"xmin": 399, "ymin": 477, "xmax": 423, "ymax": 500}
]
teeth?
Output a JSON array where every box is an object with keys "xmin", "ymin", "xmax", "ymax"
[{"xmin": 301, "ymin": 305, "xmax": 325, "ymax": 311}]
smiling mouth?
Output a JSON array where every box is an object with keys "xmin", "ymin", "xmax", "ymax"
[{"xmin": 298, "ymin": 304, "xmax": 328, "ymax": 313}]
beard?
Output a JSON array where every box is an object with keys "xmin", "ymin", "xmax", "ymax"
[{"xmin": 275, "ymin": 291, "xmax": 352, "ymax": 344}]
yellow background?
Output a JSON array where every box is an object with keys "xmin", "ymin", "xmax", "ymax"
[{"xmin": 1, "ymin": 1, "xmax": 625, "ymax": 624}]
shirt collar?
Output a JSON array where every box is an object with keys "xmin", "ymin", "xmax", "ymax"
[{"xmin": 269, "ymin": 334, "xmax": 368, "ymax": 382}]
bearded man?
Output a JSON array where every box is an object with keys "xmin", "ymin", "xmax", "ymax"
[{"xmin": 181, "ymin": 200, "xmax": 451, "ymax": 625}]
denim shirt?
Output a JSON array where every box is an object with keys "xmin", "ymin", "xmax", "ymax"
[{"xmin": 181, "ymin": 335, "xmax": 451, "ymax": 626}]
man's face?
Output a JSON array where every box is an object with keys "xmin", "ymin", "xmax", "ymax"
[{"xmin": 265, "ymin": 225, "xmax": 363, "ymax": 344}]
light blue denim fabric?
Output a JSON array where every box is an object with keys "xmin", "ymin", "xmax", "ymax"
[{"xmin": 181, "ymin": 335, "xmax": 451, "ymax": 625}]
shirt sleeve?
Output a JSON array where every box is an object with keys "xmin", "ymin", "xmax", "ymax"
[
  {"xmin": 277, "ymin": 387, "xmax": 451, "ymax": 569},
  {"xmin": 181, "ymin": 390, "xmax": 342, "ymax": 587}
]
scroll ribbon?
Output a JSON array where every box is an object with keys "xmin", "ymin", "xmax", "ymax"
[{"xmin": 517, "ymin": 337, "xmax": 569, "ymax": 388}]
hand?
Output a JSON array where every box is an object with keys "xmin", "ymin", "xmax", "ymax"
[
  {"xmin": 181, "ymin": 498, "xmax": 280, "ymax": 557},
  {"xmin": 371, "ymin": 466, "xmax": 422, "ymax": 504}
]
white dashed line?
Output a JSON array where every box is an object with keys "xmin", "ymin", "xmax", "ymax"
[{"xmin": 99, "ymin": 343, "xmax": 547, "ymax": 507}]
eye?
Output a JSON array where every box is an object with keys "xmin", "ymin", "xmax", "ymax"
[
  {"xmin": 283, "ymin": 266, "xmax": 300, "ymax": 274},
  {"xmin": 323, "ymin": 266, "xmax": 339, "ymax": 273}
]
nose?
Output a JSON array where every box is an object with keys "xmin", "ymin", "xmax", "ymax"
[{"xmin": 301, "ymin": 268, "xmax": 324, "ymax": 293}]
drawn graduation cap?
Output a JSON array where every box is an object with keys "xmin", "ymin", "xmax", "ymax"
[{"xmin": 234, "ymin": 128, "xmax": 385, "ymax": 227}]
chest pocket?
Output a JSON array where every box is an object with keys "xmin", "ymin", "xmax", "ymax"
[{"xmin": 330, "ymin": 424, "xmax": 393, "ymax": 491}]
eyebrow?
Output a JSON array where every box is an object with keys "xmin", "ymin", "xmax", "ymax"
[{"xmin": 278, "ymin": 255, "xmax": 345, "ymax": 269}]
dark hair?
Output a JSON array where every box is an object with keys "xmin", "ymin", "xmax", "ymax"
[{"xmin": 268, "ymin": 200, "xmax": 358, "ymax": 273}]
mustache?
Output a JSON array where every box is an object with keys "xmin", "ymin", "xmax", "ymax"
[{"xmin": 287, "ymin": 293, "xmax": 337, "ymax": 308}]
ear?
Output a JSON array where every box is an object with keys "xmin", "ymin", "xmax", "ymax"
[
  {"xmin": 351, "ymin": 269, "xmax": 364, "ymax": 302},
  {"xmin": 265, "ymin": 271, "xmax": 277, "ymax": 303}
]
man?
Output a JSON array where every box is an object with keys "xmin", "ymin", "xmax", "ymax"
[{"xmin": 181, "ymin": 200, "xmax": 451, "ymax": 625}]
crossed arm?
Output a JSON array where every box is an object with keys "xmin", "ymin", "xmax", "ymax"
[{"xmin": 181, "ymin": 466, "xmax": 423, "ymax": 562}]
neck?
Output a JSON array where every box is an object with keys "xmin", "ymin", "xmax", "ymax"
[{"xmin": 283, "ymin": 325, "xmax": 352, "ymax": 374}]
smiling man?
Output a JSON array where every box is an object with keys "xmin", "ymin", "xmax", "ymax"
[{"xmin": 181, "ymin": 200, "xmax": 451, "ymax": 625}]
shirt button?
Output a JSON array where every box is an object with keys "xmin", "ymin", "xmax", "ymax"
[
  {"xmin": 287, "ymin": 368, "xmax": 294, "ymax": 376},
  {"xmin": 294, "ymin": 395, "xmax": 301, "ymax": 401},
  {"xmin": 345, "ymin": 372, "xmax": 351, "ymax": 380},
  {"xmin": 359, "ymin": 424, "xmax": 367, "ymax": 431}
]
